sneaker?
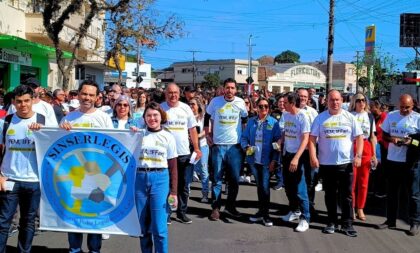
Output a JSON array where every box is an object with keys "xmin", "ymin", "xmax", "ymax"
[
  {"xmin": 249, "ymin": 213, "xmax": 264, "ymax": 223},
  {"xmin": 341, "ymin": 225, "xmax": 357, "ymax": 237},
  {"xmin": 245, "ymin": 176, "xmax": 252, "ymax": 184},
  {"xmin": 315, "ymin": 183, "xmax": 323, "ymax": 192},
  {"xmin": 408, "ymin": 224, "xmax": 419, "ymax": 236},
  {"xmin": 273, "ymin": 184, "xmax": 284, "ymax": 191},
  {"xmin": 322, "ymin": 224, "xmax": 335, "ymax": 234},
  {"xmin": 177, "ymin": 214, "xmax": 192, "ymax": 224},
  {"xmin": 209, "ymin": 208, "xmax": 220, "ymax": 221},
  {"xmin": 295, "ymin": 219, "xmax": 309, "ymax": 232},
  {"xmin": 281, "ymin": 211, "xmax": 301, "ymax": 222},
  {"xmin": 224, "ymin": 207, "xmax": 242, "ymax": 218},
  {"xmin": 376, "ymin": 220, "xmax": 396, "ymax": 230},
  {"xmin": 8, "ymin": 225, "xmax": 18, "ymax": 237},
  {"xmin": 201, "ymin": 196, "xmax": 209, "ymax": 203},
  {"xmin": 239, "ymin": 175, "xmax": 246, "ymax": 183},
  {"xmin": 263, "ymin": 217, "xmax": 273, "ymax": 227},
  {"xmin": 167, "ymin": 216, "xmax": 172, "ymax": 225},
  {"xmin": 102, "ymin": 234, "xmax": 110, "ymax": 240}
]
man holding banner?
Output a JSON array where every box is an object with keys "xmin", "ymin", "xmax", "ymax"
[
  {"xmin": 59, "ymin": 80, "xmax": 113, "ymax": 253},
  {"xmin": 0, "ymin": 85, "xmax": 47, "ymax": 253}
]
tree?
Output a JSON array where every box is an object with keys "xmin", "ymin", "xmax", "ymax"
[
  {"xmin": 274, "ymin": 50, "xmax": 300, "ymax": 64},
  {"xmin": 202, "ymin": 73, "xmax": 221, "ymax": 89},
  {"xmin": 105, "ymin": 0, "xmax": 184, "ymax": 84},
  {"xmin": 257, "ymin": 55, "xmax": 274, "ymax": 65},
  {"xmin": 406, "ymin": 58, "xmax": 420, "ymax": 71}
]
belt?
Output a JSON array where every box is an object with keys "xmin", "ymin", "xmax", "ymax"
[{"xmin": 137, "ymin": 167, "xmax": 167, "ymax": 172}]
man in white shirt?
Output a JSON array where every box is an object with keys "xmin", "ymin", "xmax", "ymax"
[
  {"xmin": 297, "ymin": 88, "xmax": 319, "ymax": 217},
  {"xmin": 309, "ymin": 90, "xmax": 363, "ymax": 237},
  {"xmin": 161, "ymin": 83, "xmax": 201, "ymax": 224},
  {"xmin": 206, "ymin": 78, "xmax": 248, "ymax": 221},
  {"xmin": 376, "ymin": 94, "xmax": 420, "ymax": 236},
  {"xmin": 0, "ymin": 85, "xmax": 46, "ymax": 252},
  {"xmin": 60, "ymin": 80, "xmax": 113, "ymax": 253}
]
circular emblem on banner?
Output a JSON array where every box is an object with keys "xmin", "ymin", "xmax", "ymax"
[{"xmin": 42, "ymin": 132, "xmax": 137, "ymax": 229}]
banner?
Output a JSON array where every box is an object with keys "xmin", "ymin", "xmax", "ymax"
[{"xmin": 34, "ymin": 128, "xmax": 142, "ymax": 236}]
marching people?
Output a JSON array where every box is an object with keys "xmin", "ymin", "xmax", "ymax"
[
  {"xmin": 241, "ymin": 97, "xmax": 281, "ymax": 227},
  {"xmin": 133, "ymin": 91, "xmax": 148, "ymax": 128},
  {"xmin": 376, "ymin": 94, "xmax": 420, "ymax": 236},
  {"xmin": 135, "ymin": 101, "xmax": 178, "ymax": 253},
  {"xmin": 0, "ymin": 85, "xmax": 50, "ymax": 253},
  {"xmin": 205, "ymin": 78, "xmax": 248, "ymax": 220},
  {"xmin": 188, "ymin": 96, "xmax": 210, "ymax": 203},
  {"xmin": 60, "ymin": 80, "xmax": 114, "ymax": 253},
  {"xmin": 349, "ymin": 93, "xmax": 377, "ymax": 221},
  {"xmin": 279, "ymin": 92, "xmax": 311, "ymax": 232},
  {"xmin": 309, "ymin": 90, "xmax": 363, "ymax": 237},
  {"xmin": 161, "ymin": 83, "xmax": 201, "ymax": 224}
]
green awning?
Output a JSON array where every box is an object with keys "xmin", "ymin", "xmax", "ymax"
[{"xmin": 0, "ymin": 34, "xmax": 72, "ymax": 58}]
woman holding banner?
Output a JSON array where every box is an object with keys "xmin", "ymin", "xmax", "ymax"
[{"xmin": 135, "ymin": 102, "xmax": 178, "ymax": 253}]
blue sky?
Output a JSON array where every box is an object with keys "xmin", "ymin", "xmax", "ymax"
[{"xmin": 141, "ymin": 0, "xmax": 420, "ymax": 71}]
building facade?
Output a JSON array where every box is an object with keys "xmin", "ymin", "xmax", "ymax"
[
  {"xmin": 172, "ymin": 59, "xmax": 259, "ymax": 88},
  {"xmin": 259, "ymin": 64, "xmax": 326, "ymax": 93},
  {"xmin": 124, "ymin": 61, "xmax": 152, "ymax": 89},
  {"xmin": 0, "ymin": 0, "xmax": 107, "ymax": 91}
]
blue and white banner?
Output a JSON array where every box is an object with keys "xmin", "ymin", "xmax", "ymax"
[{"xmin": 34, "ymin": 128, "xmax": 142, "ymax": 236}]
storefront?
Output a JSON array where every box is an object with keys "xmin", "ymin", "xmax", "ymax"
[
  {"xmin": 0, "ymin": 34, "xmax": 71, "ymax": 91},
  {"xmin": 259, "ymin": 64, "xmax": 326, "ymax": 93}
]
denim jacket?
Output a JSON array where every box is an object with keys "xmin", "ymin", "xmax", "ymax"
[
  {"xmin": 111, "ymin": 117, "xmax": 141, "ymax": 129},
  {"xmin": 241, "ymin": 115, "xmax": 281, "ymax": 166}
]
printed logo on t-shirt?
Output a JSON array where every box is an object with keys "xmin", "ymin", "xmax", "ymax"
[{"xmin": 217, "ymin": 104, "xmax": 239, "ymax": 125}]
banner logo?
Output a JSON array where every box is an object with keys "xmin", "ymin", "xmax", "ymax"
[{"xmin": 42, "ymin": 132, "xmax": 137, "ymax": 229}]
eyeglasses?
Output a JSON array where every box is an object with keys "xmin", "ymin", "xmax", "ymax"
[
  {"xmin": 117, "ymin": 103, "xmax": 129, "ymax": 108},
  {"xmin": 258, "ymin": 104, "xmax": 269, "ymax": 109},
  {"xmin": 355, "ymin": 98, "xmax": 365, "ymax": 103},
  {"xmin": 400, "ymin": 106, "xmax": 412, "ymax": 110}
]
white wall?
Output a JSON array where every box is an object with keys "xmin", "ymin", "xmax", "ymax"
[{"xmin": 0, "ymin": 2, "xmax": 26, "ymax": 38}]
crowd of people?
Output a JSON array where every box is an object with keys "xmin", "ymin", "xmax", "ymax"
[{"xmin": 0, "ymin": 76, "xmax": 419, "ymax": 253}]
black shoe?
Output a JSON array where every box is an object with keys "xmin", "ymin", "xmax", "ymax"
[
  {"xmin": 376, "ymin": 221, "xmax": 396, "ymax": 230},
  {"xmin": 224, "ymin": 207, "xmax": 242, "ymax": 218},
  {"xmin": 177, "ymin": 214, "xmax": 192, "ymax": 224},
  {"xmin": 322, "ymin": 224, "xmax": 335, "ymax": 234},
  {"xmin": 408, "ymin": 224, "xmax": 419, "ymax": 236},
  {"xmin": 341, "ymin": 225, "xmax": 358, "ymax": 237}
]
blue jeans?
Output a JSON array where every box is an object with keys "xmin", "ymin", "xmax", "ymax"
[
  {"xmin": 249, "ymin": 164, "xmax": 270, "ymax": 216},
  {"xmin": 68, "ymin": 233, "xmax": 101, "ymax": 253},
  {"xmin": 410, "ymin": 162, "xmax": 420, "ymax": 225},
  {"xmin": 0, "ymin": 181, "xmax": 40, "ymax": 253},
  {"xmin": 194, "ymin": 145, "xmax": 210, "ymax": 196},
  {"xmin": 135, "ymin": 169, "xmax": 169, "ymax": 253},
  {"xmin": 211, "ymin": 144, "xmax": 243, "ymax": 210},
  {"xmin": 282, "ymin": 152, "xmax": 310, "ymax": 222}
]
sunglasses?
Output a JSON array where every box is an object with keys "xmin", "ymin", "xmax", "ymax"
[
  {"xmin": 117, "ymin": 103, "xmax": 129, "ymax": 107},
  {"xmin": 355, "ymin": 98, "xmax": 365, "ymax": 103},
  {"xmin": 258, "ymin": 104, "xmax": 269, "ymax": 109}
]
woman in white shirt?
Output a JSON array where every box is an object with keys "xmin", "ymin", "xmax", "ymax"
[{"xmin": 349, "ymin": 93, "xmax": 378, "ymax": 221}]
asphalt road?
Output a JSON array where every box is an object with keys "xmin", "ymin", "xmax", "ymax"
[{"xmin": 6, "ymin": 181, "xmax": 420, "ymax": 253}]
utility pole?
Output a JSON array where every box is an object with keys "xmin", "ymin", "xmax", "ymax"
[
  {"xmin": 188, "ymin": 50, "xmax": 200, "ymax": 88},
  {"xmin": 326, "ymin": 0, "xmax": 335, "ymax": 92},
  {"xmin": 247, "ymin": 34, "xmax": 256, "ymax": 95},
  {"xmin": 136, "ymin": 41, "xmax": 140, "ymax": 88},
  {"xmin": 355, "ymin": 50, "xmax": 364, "ymax": 93}
]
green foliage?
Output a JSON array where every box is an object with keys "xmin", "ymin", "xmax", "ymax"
[
  {"xmin": 406, "ymin": 59, "xmax": 420, "ymax": 71},
  {"xmin": 202, "ymin": 73, "xmax": 221, "ymax": 89},
  {"xmin": 274, "ymin": 50, "xmax": 300, "ymax": 64}
]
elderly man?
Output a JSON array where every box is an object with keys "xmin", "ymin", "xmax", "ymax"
[
  {"xmin": 377, "ymin": 94, "xmax": 420, "ymax": 236},
  {"xmin": 309, "ymin": 90, "xmax": 363, "ymax": 237},
  {"xmin": 161, "ymin": 83, "xmax": 201, "ymax": 224}
]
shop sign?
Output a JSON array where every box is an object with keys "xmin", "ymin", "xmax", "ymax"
[
  {"xmin": 290, "ymin": 67, "xmax": 321, "ymax": 78},
  {"xmin": 0, "ymin": 48, "xmax": 32, "ymax": 66}
]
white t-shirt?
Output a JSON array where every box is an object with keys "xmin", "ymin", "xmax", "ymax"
[
  {"xmin": 136, "ymin": 129, "xmax": 178, "ymax": 168},
  {"xmin": 283, "ymin": 110, "xmax": 311, "ymax": 153},
  {"xmin": 302, "ymin": 105, "xmax": 318, "ymax": 126},
  {"xmin": 9, "ymin": 100, "xmax": 58, "ymax": 126},
  {"xmin": 254, "ymin": 121, "xmax": 264, "ymax": 164},
  {"xmin": 117, "ymin": 119, "xmax": 128, "ymax": 130},
  {"xmin": 381, "ymin": 110, "xmax": 420, "ymax": 162},
  {"xmin": 311, "ymin": 109, "xmax": 363, "ymax": 165},
  {"xmin": 161, "ymin": 101, "xmax": 197, "ymax": 156},
  {"xmin": 196, "ymin": 117, "xmax": 208, "ymax": 147},
  {"xmin": 352, "ymin": 111, "xmax": 376, "ymax": 139},
  {"xmin": 61, "ymin": 109, "xmax": 113, "ymax": 129},
  {"xmin": 0, "ymin": 114, "xmax": 42, "ymax": 182},
  {"xmin": 206, "ymin": 96, "xmax": 248, "ymax": 145}
]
